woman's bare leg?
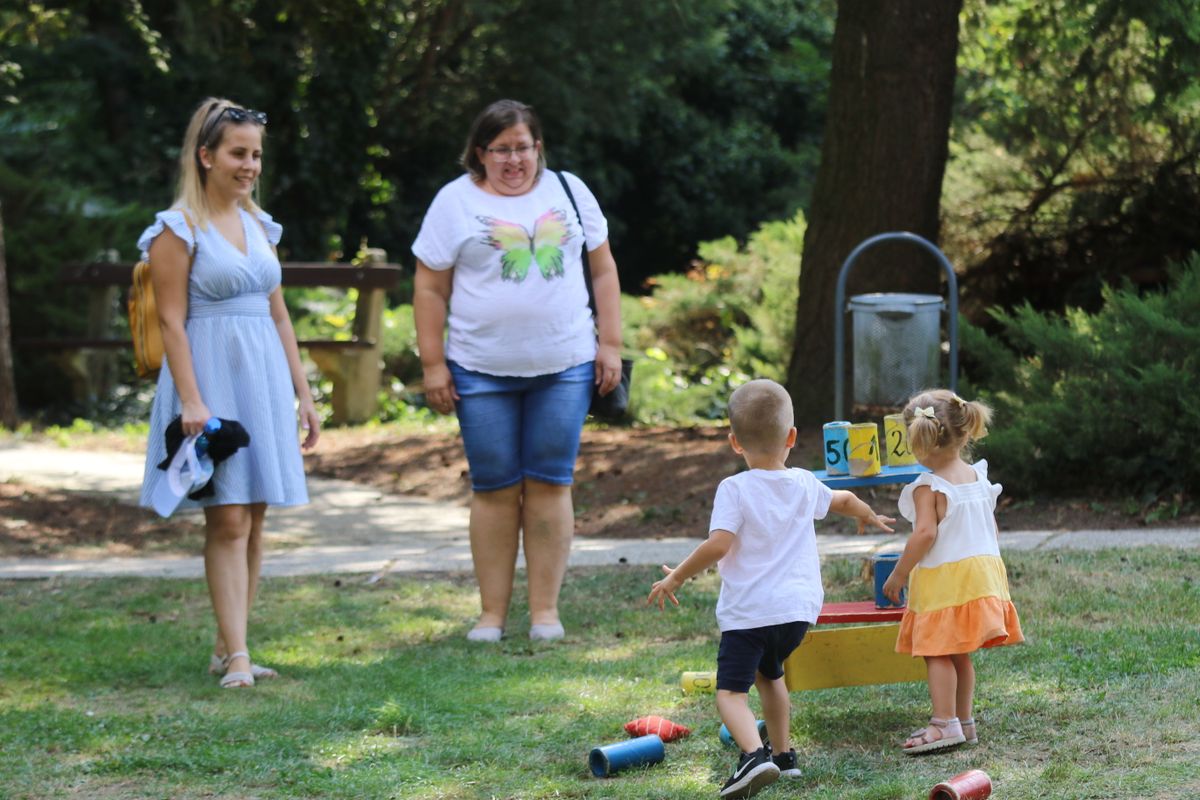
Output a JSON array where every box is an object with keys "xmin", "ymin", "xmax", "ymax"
[
  {"xmin": 204, "ymin": 504, "xmax": 252, "ymax": 681},
  {"xmin": 469, "ymin": 483, "xmax": 523, "ymax": 630},
  {"xmin": 521, "ymin": 479, "xmax": 574, "ymax": 627}
]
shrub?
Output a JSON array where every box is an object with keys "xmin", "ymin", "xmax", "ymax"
[
  {"xmin": 965, "ymin": 254, "xmax": 1200, "ymax": 497},
  {"xmin": 287, "ymin": 288, "xmax": 426, "ymax": 423},
  {"xmin": 625, "ymin": 212, "xmax": 804, "ymax": 423}
]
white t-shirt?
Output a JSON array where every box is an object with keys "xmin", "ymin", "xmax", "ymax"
[
  {"xmin": 411, "ymin": 171, "xmax": 609, "ymax": 377},
  {"xmin": 708, "ymin": 468, "xmax": 834, "ymax": 632}
]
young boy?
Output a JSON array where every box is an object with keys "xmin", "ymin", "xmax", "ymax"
[{"xmin": 648, "ymin": 379, "xmax": 895, "ymax": 799}]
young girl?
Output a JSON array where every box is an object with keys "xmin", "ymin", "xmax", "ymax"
[{"xmin": 881, "ymin": 389, "xmax": 1023, "ymax": 754}]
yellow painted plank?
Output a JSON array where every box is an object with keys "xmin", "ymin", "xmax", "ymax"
[{"xmin": 784, "ymin": 624, "xmax": 927, "ymax": 691}]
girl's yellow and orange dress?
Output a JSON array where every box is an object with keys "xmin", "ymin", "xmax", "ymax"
[{"xmin": 896, "ymin": 460, "xmax": 1023, "ymax": 656}]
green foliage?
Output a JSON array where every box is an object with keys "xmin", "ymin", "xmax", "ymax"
[
  {"xmin": 2, "ymin": 0, "xmax": 832, "ymax": 416},
  {"xmin": 0, "ymin": 163, "xmax": 150, "ymax": 412},
  {"xmin": 287, "ymin": 289, "xmax": 427, "ymax": 423},
  {"xmin": 0, "ymin": 0, "xmax": 831, "ymax": 278},
  {"xmin": 625, "ymin": 212, "xmax": 804, "ymax": 424},
  {"xmin": 946, "ymin": 0, "xmax": 1200, "ymax": 313},
  {"xmin": 965, "ymin": 255, "xmax": 1200, "ymax": 496}
]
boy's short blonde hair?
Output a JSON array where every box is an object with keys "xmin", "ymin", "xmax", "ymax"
[{"xmin": 728, "ymin": 379, "xmax": 794, "ymax": 452}]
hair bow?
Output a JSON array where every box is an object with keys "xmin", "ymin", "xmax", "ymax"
[{"xmin": 914, "ymin": 406, "xmax": 936, "ymax": 420}]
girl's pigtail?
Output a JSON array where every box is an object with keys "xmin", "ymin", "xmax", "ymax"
[
  {"xmin": 907, "ymin": 414, "xmax": 942, "ymax": 460},
  {"xmin": 961, "ymin": 398, "xmax": 993, "ymax": 442}
]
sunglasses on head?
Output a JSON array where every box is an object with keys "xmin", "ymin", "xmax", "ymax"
[
  {"xmin": 223, "ymin": 107, "xmax": 267, "ymax": 126},
  {"xmin": 199, "ymin": 105, "xmax": 268, "ymax": 146}
]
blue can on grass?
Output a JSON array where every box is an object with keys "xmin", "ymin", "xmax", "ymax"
[
  {"xmin": 589, "ymin": 734, "xmax": 665, "ymax": 777},
  {"xmin": 719, "ymin": 719, "xmax": 769, "ymax": 748},
  {"xmin": 873, "ymin": 552, "xmax": 907, "ymax": 608}
]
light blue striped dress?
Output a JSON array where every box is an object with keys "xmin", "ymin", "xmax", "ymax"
[{"xmin": 138, "ymin": 207, "xmax": 309, "ymax": 510}]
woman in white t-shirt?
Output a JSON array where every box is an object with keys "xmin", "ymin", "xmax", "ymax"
[{"xmin": 412, "ymin": 99, "xmax": 623, "ymax": 643}]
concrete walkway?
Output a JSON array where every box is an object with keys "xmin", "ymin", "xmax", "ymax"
[{"xmin": 2, "ymin": 441, "xmax": 1198, "ymax": 580}]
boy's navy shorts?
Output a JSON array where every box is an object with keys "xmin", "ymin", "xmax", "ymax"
[{"xmin": 716, "ymin": 621, "xmax": 810, "ymax": 693}]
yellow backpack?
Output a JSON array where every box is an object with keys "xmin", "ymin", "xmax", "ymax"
[{"xmin": 129, "ymin": 212, "xmax": 195, "ymax": 379}]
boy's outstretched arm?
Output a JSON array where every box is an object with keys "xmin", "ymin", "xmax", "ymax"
[
  {"xmin": 647, "ymin": 530, "xmax": 734, "ymax": 610},
  {"xmin": 828, "ymin": 490, "xmax": 896, "ymax": 535}
]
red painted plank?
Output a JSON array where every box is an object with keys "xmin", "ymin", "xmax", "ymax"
[{"xmin": 817, "ymin": 601, "xmax": 905, "ymax": 625}]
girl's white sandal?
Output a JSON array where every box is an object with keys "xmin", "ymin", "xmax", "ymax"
[
  {"xmin": 210, "ymin": 653, "xmax": 278, "ymax": 680},
  {"xmin": 218, "ymin": 651, "xmax": 255, "ymax": 689},
  {"xmin": 902, "ymin": 716, "xmax": 965, "ymax": 755},
  {"xmin": 960, "ymin": 717, "xmax": 978, "ymax": 745}
]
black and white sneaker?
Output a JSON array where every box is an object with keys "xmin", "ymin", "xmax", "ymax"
[
  {"xmin": 719, "ymin": 746, "xmax": 780, "ymax": 799},
  {"xmin": 772, "ymin": 748, "xmax": 802, "ymax": 778}
]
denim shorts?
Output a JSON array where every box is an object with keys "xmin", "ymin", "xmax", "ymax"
[
  {"xmin": 448, "ymin": 360, "xmax": 593, "ymax": 491},
  {"xmin": 716, "ymin": 621, "xmax": 810, "ymax": 693}
]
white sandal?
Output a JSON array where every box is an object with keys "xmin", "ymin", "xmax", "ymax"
[
  {"xmin": 466, "ymin": 626, "xmax": 503, "ymax": 642},
  {"xmin": 529, "ymin": 623, "xmax": 565, "ymax": 641},
  {"xmin": 902, "ymin": 716, "xmax": 965, "ymax": 755},
  {"xmin": 961, "ymin": 717, "xmax": 978, "ymax": 745},
  {"xmin": 210, "ymin": 653, "xmax": 278, "ymax": 680},
  {"xmin": 218, "ymin": 651, "xmax": 255, "ymax": 689}
]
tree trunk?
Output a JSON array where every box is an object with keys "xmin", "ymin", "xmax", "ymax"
[
  {"xmin": 787, "ymin": 0, "xmax": 961, "ymax": 425},
  {"xmin": 0, "ymin": 201, "xmax": 18, "ymax": 428}
]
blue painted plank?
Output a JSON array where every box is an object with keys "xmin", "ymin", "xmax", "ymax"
[{"xmin": 812, "ymin": 463, "xmax": 930, "ymax": 489}]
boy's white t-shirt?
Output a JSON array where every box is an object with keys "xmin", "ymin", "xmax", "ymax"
[
  {"xmin": 411, "ymin": 171, "xmax": 609, "ymax": 377},
  {"xmin": 708, "ymin": 468, "xmax": 834, "ymax": 632}
]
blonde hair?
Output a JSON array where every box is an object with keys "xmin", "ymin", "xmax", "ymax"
[
  {"xmin": 903, "ymin": 388, "xmax": 992, "ymax": 461},
  {"xmin": 728, "ymin": 379, "xmax": 794, "ymax": 452},
  {"xmin": 173, "ymin": 97, "xmax": 266, "ymax": 228}
]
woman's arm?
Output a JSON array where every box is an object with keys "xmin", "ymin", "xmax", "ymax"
[
  {"xmin": 148, "ymin": 230, "xmax": 209, "ymax": 437},
  {"xmin": 413, "ymin": 259, "xmax": 459, "ymax": 414},
  {"xmin": 587, "ymin": 240, "xmax": 623, "ymax": 396},
  {"xmin": 268, "ymin": 287, "xmax": 319, "ymax": 450}
]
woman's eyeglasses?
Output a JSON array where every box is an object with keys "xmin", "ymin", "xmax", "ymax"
[{"xmin": 485, "ymin": 144, "xmax": 536, "ymax": 161}]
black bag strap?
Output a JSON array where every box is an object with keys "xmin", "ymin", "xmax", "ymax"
[{"xmin": 554, "ymin": 170, "xmax": 598, "ymax": 320}]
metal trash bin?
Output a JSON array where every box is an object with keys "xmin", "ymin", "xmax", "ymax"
[{"xmin": 848, "ymin": 293, "xmax": 943, "ymax": 406}]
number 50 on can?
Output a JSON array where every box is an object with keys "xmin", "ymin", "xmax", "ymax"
[{"xmin": 822, "ymin": 421, "xmax": 851, "ymax": 475}]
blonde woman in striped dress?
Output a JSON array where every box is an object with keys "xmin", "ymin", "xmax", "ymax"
[{"xmin": 138, "ymin": 97, "xmax": 319, "ymax": 688}]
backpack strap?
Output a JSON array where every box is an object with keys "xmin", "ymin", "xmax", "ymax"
[
  {"xmin": 554, "ymin": 171, "xmax": 597, "ymax": 320},
  {"xmin": 175, "ymin": 208, "xmax": 198, "ymax": 266}
]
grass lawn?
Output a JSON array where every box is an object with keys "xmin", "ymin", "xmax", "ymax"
[{"xmin": 2, "ymin": 549, "xmax": 1198, "ymax": 799}]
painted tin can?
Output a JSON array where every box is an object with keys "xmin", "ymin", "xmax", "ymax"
[
  {"xmin": 822, "ymin": 421, "xmax": 852, "ymax": 475},
  {"xmin": 872, "ymin": 552, "xmax": 906, "ymax": 608},
  {"xmin": 589, "ymin": 733, "xmax": 666, "ymax": 777},
  {"xmin": 680, "ymin": 671, "xmax": 716, "ymax": 694},
  {"xmin": 847, "ymin": 422, "xmax": 882, "ymax": 477},
  {"xmin": 883, "ymin": 413, "xmax": 917, "ymax": 466},
  {"xmin": 929, "ymin": 769, "xmax": 992, "ymax": 800},
  {"xmin": 718, "ymin": 719, "xmax": 769, "ymax": 747}
]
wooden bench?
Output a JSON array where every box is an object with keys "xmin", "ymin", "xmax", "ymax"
[
  {"xmin": 776, "ymin": 466, "xmax": 932, "ymax": 690},
  {"xmin": 18, "ymin": 253, "xmax": 404, "ymax": 424},
  {"xmin": 783, "ymin": 600, "xmax": 926, "ymax": 690}
]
